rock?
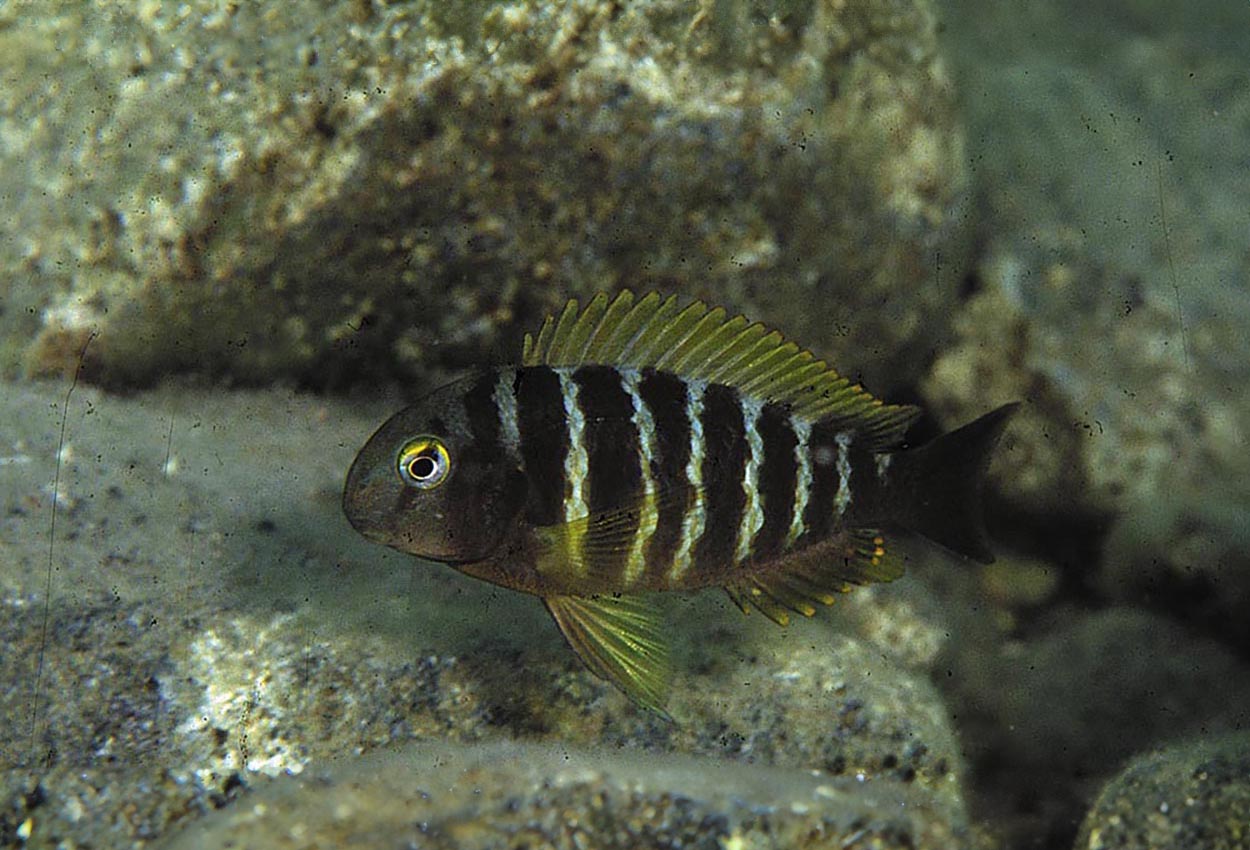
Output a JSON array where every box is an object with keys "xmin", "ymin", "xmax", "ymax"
[
  {"xmin": 0, "ymin": 381, "xmax": 978, "ymax": 848},
  {"xmin": 159, "ymin": 739, "xmax": 977, "ymax": 850},
  {"xmin": 925, "ymin": 0, "xmax": 1250, "ymax": 640},
  {"xmin": 1077, "ymin": 733, "xmax": 1250, "ymax": 850},
  {"xmin": 1, "ymin": 0, "xmax": 970, "ymax": 394},
  {"xmin": 1099, "ymin": 471, "xmax": 1250, "ymax": 654},
  {"xmin": 941, "ymin": 608, "xmax": 1250, "ymax": 849},
  {"xmin": 511, "ymin": 604, "xmax": 971, "ymax": 810}
]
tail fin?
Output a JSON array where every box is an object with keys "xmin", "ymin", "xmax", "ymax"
[{"xmin": 888, "ymin": 403, "xmax": 1019, "ymax": 563}]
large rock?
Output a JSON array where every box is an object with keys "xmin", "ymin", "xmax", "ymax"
[
  {"xmin": 1077, "ymin": 733, "xmax": 1250, "ymax": 850},
  {"xmin": 0, "ymin": 381, "xmax": 978, "ymax": 848},
  {"xmin": 1, "ymin": 0, "xmax": 970, "ymax": 394},
  {"xmin": 160, "ymin": 739, "xmax": 976, "ymax": 850},
  {"xmin": 925, "ymin": 0, "xmax": 1250, "ymax": 644},
  {"xmin": 941, "ymin": 608, "xmax": 1250, "ymax": 849}
]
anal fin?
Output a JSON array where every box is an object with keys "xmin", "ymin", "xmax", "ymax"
[
  {"xmin": 544, "ymin": 593, "xmax": 672, "ymax": 717},
  {"xmin": 726, "ymin": 529, "xmax": 904, "ymax": 627}
]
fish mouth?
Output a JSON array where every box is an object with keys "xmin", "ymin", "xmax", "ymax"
[
  {"xmin": 341, "ymin": 462, "xmax": 389, "ymax": 539},
  {"xmin": 342, "ymin": 494, "xmax": 405, "ymax": 551}
]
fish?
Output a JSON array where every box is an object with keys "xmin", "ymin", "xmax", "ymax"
[{"xmin": 342, "ymin": 291, "xmax": 1018, "ymax": 714}]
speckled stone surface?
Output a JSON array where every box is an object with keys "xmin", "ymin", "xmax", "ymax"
[
  {"xmin": 161, "ymin": 739, "xmax": 977, "ymax": 850},
  {"xmin": 1076, "ymin": 733, "xmax": 1250, "ymax": 850},
  {"xmin": 941, "ymin": 608, "xmax": 1250, "ymax": 850},
  {"xmin": 0, "ymin": 0, "xmax": 970, "ymax": 396},
  {"xmin": 0, "ymin": 381, "xmax": 977, "ymax": 848},
  {"xmin": 4, "ymin": 0, "xmax": 1250, "ymax": 848}
]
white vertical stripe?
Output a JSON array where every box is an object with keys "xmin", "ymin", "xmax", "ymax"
[
  {"xmin": 785, "ymin": 415, "xmax": 812, "ymax": 548},
  {"xmin": 493, "ymin": 369, "xmax": 521, "ymax": 455},
  {"xmin": 620, "ymin": 369, "xmax": 658, "ymax": 587},
  {"xmin": 735, "ymin": 395, "xmax": 766, "ymax": 563},
  {"xmin": 834, "ymin": 431, "xmax": 853, "ymax": 517},
  {"xmin": 558, "ymin": 371, "xmax": 590, "ymax": 570},
  {"xmin": 670, "ymin": 379, "xmax": 708, "ymax": 582},
  {"xmin": 874, "ymin": 452, "xmax": 892, "ymax": 481}
]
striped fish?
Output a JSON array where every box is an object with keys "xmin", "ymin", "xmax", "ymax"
[{"xmin": 343, "ymin": 291, "xmax": 1018, "ymax": 714}]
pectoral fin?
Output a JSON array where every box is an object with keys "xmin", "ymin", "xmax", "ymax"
[
  {"xmin": 531, "ymin": 485, "xmax": 693, "ymax": 591},
  {"xmin": 544, "ymin": 593, "xmax": 672, "ymax": 717}
]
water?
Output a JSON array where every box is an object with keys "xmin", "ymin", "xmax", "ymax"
[{"xmin": 1, "ymin": 2, "xmax": 1247, "ymax": 848}]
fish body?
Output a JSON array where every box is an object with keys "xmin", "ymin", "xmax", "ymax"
[{"xmin": 343, "ymin": 292, "xmax": 1017, "ymax": 713}]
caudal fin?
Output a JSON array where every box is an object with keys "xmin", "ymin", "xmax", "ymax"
[{"xmin": 889, "ymin": 403, "xmax": 1019, "ymax": 563}]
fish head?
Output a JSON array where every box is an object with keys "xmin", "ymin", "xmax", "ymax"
[{"xmin": 343, "ymin": 375, "xmax": 526, "ymax": 564}]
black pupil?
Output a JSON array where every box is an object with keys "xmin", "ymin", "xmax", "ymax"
[{"xmin": 409, "ymin": 453, "xmax": 439, "ymax": 480}]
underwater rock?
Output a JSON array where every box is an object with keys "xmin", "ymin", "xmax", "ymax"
[
  {"xmin": 490, "ymin": 604, "xmax": 971, "ymax": 810},
  {"xmin": 1, "ymin": 0, "xmax": 969, "ymax": 394},
  {"xmin": 1099, "ymin": 471, "xmax": 1250, "ymax": 655},
  {"xmin": 159, "ymin": 738, "xmax": 978, "ymax": 850},
  {"xmin": 1076, "ymin": 733, "xmax": 1250, "ymax": 850},
  {"xmin": 925, "ymin": 0, "xmax": 1250, "ymax": 640},
  {"xmin": 941, "ymin": 607, "xmax": 1250, "ymax": 849},
  {"xmin": 0, "ymin": 381, "xmax": 976, "ymax": 847}
]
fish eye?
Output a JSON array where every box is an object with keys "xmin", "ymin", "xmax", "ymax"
[{"xmin": 396, "ymin": 437, "xmax": 451, "ymax": 490}]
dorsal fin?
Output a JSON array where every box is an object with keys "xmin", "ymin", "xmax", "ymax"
[{"xmin": 522, "ymin": 291, "xmax": 920, "ymax": 446}]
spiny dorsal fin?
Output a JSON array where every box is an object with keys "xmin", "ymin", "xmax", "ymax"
[
  {"xmin": 544, "ymin": 593, "xmax": 672, "ymax": 717},
  {"xmin": 725, "ymin": 529, "xmax": 904, "ymax": 627},
  {"xmin": 522, "ymin": 291, "xmax": 920, "ymax": 446}
]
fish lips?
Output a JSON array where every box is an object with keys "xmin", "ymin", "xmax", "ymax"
[{"xmin": 341, "ymin": 450, "xmax": 400, "ymax": 545}]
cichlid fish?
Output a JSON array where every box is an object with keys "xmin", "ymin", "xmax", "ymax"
[{"xmin": 343, "ymin": 291, "xmax": 1017, "ymax": 714}]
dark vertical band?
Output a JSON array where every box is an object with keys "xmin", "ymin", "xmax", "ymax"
[
  {"xmin": 573, "ymin": 366, "xmax": 641, "ymax": 514},
  {"xmin": 751, "ymin": 402, "xmax": 798, "ymax": 562},
  {"xmin": 572, "ymin": 365, "xmax": 641, "ymax": 580},
  {"xmin": 461, "ymin": 369, "xmax": 504, "ymax": 463},
  {"xmin": 637, "ymin": 369, "xmax": 693, "ymax": 584},
  {"xmin": 802, "ymin": 423, "xmax": 841, "ymax": 542},
  {"xmin": 693, "ymin": 383, "xmax": 747, "ymax": 577},
  {"xmin": 515, "ymin": 365, "xmax": 568, "ymax": 527}
]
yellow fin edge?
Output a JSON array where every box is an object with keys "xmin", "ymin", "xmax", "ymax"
[
  {"xmin": 726, "ymin": 530, "xmax": 904, "ymax": 626},
  {"xmin": 522, "ymin": 291, "xmax": 919, "ymax": 447},
  {"xmin": 544, "ymin": 593, "xmax": 673, "ymax": 718}
]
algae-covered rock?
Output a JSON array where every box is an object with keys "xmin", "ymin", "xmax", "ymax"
[
  {"xmin": 925, "ymin": 0, "xmax": 1250, "ymax": 646},
  {"xmin": 941, "ymin": 607, "xmax": 1250, "ymax": 849},
  {"xmin": 159, "ymin": 739, "xmax": 976, "ymax": 850},
  {"xmin": 0, "ymin": 381, "xmax": 977, "ymax": 848},
  {"xmin": 1, "ymin": 0, "xmax": 970, "ymax": 394},
  {"xmin": 1077, "ymin": 733, "xmax": 1250, "ymax": 850},
  {"xmin": 927, "ymin": 0, "xmax": 1250, "ymax": 515}
]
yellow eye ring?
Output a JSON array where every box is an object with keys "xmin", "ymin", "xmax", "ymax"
[{"xmin": 396, "ymin": 437, "xmax": 451, "ymax": 490}]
